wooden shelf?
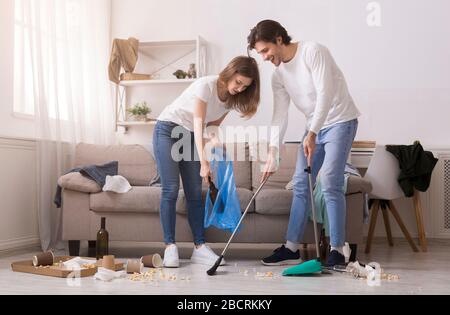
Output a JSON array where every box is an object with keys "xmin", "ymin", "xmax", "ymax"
[
  {"xmin": 117, "ymin": 121, "xmax": 157, "ymax": 127},
  {"xmin": 114, "ymin": 36, "xmax": 207, "ymax": 133},
  {"xmin": 119, "ymin": 79, "xmax": 196, "ymax": 87},
  {"xmin": 352, "ymin": 141, "xmax": 376, "ymax": 149}
]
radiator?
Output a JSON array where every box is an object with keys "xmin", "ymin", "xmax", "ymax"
[{"xmin": 429, "ymin": 150, "xmax": 450, "ymax": 239}]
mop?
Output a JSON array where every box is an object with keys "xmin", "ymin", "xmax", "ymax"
[
  {"xmin": 282, "ymin": 165, "xmax": 322, "ymax": 276},
  {"xmin": 207, "ymin": 176, "xmax": 271, "ymax": 276}
]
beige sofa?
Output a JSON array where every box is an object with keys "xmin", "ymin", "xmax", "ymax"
[{"xmin": 59, "ymin": 143, "xmax": 372, "ymax": 260}]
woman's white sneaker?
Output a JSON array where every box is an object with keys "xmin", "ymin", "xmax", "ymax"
[
  {"xmin": 163, "ymin": 244, "xmax": 180, "ymax": 268},
  {"xmin": 191, "ymin": 245, "xmax": 226, "ymax": 266}
]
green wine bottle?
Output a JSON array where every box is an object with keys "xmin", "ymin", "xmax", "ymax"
[{"xmin": 96, "ymin": 217, "xmax": 109, "ymax": 260}]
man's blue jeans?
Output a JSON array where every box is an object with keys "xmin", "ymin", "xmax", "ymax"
[
  {"xmin": 286, "ymin": 119, "xmax": 358, "ymax": 247},
  {"xmin": 153, "ymin": 120, "xmax": 205, "ymax": 245}
]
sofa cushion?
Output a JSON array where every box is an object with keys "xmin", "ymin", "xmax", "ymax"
[
  {"xmin": 225, "ymin": 142, "xmax": 252, "ymax": 190},
  {"xmin": 251, "ymin": 143, "xmax": 299, "ymax": 190},
  {"xmin": 90, "ymin": 187, "xmax": 162, "ymax": 214},
  {"xmin": 347, "ymin": 176, "xmax": 373, "ymax": 194},
  {"xmin": 176, "ymin": 187, "xmax": 255, "ymax": 214},
  {"xmin": 254, "ymin": 189, "xmax": 293, "ymax": 215},
  {"xmin": 89, "ymin": 186, "xmax": 255, "ymax": 215},
  {"xmin": 285, "ymin": 176, "xmax": 373, "ymax": 195},
  {"xmin": 58, "ymin": 172, "xmax": 102, "ymax": 193},
  {"xmin": 75, "ymin": 143, "xmax": 157, "ymax": 186}
]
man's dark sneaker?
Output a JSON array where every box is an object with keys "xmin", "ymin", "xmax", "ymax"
[
  {"xmin": 324, "ymin": 250, "xmax": 346, "ymax": 268},
  {"xmin": 261, "ymin": 245, "xmax": 302, "ymax": 266}
]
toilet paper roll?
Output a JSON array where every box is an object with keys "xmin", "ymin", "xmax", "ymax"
[
  {"xmin": 141, "ymin": 254, "xmax": 163, "ymax": 268},
  {"xmin": 126, "ymin": 259, "xmax": 144, "ymax": 274},
  {"xmin": 32, "ymin": 251, "xmax": 54, "ymax": 267},
  {"xmin": 102, "ymin": 255, "xmax": 115, "ymax": 271}
]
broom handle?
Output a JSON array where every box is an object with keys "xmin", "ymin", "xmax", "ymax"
[
  {"xmin": 220, "ymin": 176, "xmax": 270, "ymax": 257},
  {"xmin": 306, "ymin": 166, "xmax": 321, "ymax": 260}
]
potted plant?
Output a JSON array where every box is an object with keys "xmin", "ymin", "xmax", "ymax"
[{"xmin": 127, "ymin": 102, "xmax": 152, "ymax": 121}]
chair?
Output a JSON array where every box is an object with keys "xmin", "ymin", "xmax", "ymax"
[{"xmin": 363, "ymin": 145, "xmax": 427, "ymax": 253}]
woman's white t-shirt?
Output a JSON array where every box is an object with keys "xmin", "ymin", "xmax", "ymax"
[{"xmin": 158, "ymin": 75, "xmax": 229, "ymax": 131}]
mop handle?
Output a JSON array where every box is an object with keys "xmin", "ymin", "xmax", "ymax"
[
  {"xmin": 306, "ymin": 166, "xmax": 321, "ymax": 260},
  {"xmin": 220, "ymin": 176, "xmax": 270, "ymax": 257}
]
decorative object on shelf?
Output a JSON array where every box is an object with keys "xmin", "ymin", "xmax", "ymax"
[
  {"xmin": 120, "ymin": 73, "xmax": 151, "ymax": 81},
  {"xmin": 127, "ymin": 101, "xmax": 152, "ymax": 121},
  {"xmin": 109, "ymin": 37, "xmax": 139, "ymax": 84},
  {"xmin": 173, "ymin": 69, "xmax": 188, "ymax": 79},
  {"xmin": 109, "ymin": 37, "xmax": 152, "ymax": 83},
  {"xmin": 187, "ymin": 63, "xmax": 197, "ymax": 79}
]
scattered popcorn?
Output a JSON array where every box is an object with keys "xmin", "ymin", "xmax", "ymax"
[
  {"xmin": 255, "ymin": 271, "xmax": 274, "ymax": 279},
  {"xmin": 126, "ymin": 268, "xmax": 192, "ymax": 283},
  {"xmin": 80, "ymin": 264, "xmax": 97, "ymax": 269},
  {"xmin": 381, "ymin": 273, "xmax": 400, "ymax": 281}
]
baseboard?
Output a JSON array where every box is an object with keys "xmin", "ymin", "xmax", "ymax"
[{"xmin": 0, "ymin": 236, "xmax": 41, "ymax": 252}]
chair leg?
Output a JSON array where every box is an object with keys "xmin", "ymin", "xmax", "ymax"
[
  {"xmin": 68, "ymin": 240, "xmax": 80, "ymax": 256},
  {"xmin": 365, "ymin": 199, "xmax": 380, "ymax": 254},
  {"xmin": 388, "ymin": 201, "xmax": 419, "ymax": 252},
  {"xmin": 413, "ymin": 190, "xmax": 428, "ymax": 252},
  {"xmin": 381, "ymin": 206, "xmax": 394, "ymax": 246}
]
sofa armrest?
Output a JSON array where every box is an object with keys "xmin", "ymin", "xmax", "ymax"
[
  {"xmin": 346, "ymin": 176, "xmax": 372, "ymax": 194},
  {"xmin": 58, "ymin": 172, "xmax": 102, "ymax": 193},
  {"xmin": 61, "ymin": 189, "xmax": 92, "ymax": 241}
]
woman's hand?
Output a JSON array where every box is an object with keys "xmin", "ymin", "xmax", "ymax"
[
  {"xmin": 303, "ymin": 131, "xmax": 317, "ymax": 166},
  {"xmin": 200, "ymin": 161, "xmax": 212, "ymax": 183}
]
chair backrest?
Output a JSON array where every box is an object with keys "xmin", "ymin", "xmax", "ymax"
[{"xmin": 364, "ymin": 145, "xmax": 405, "ymax": 200}]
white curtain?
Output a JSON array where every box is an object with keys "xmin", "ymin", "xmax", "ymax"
[{"xmin": 14, "ymin": 0, "xmax": 116, "ymax": 251}]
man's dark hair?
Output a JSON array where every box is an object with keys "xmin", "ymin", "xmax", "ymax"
[{"xmin": 247, "ymin": 20, "xmax": 292, "ymax": 51}]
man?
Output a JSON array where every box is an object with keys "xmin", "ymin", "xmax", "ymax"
[{"xmin": 248, "ymin": 20, "xmax": 360, "ymax": 267}]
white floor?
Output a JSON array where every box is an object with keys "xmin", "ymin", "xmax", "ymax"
[{"xmin": 1, "ymin": 239, "xmax": 449, "ymax": 295}]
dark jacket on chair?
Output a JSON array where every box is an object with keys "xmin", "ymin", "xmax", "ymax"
[{"xmin": 386, "ymin": 142, "xmax": 438, "ymax": 197}]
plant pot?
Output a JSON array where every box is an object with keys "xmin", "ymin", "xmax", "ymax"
[
  {"xmin": 133, "ymin": 115, "xmax": 148, "ymax": 122},
  {"xmin": 130, "ymin": 115, "xmax": 148, "ymax": 121}
]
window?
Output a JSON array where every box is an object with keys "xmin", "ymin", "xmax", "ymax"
[
  {"xmin": 13, "ymin": 0, "xmax": 80, "ymax": 120},
  {"xmin": 14, "ymin": 0, "xmax": 35, "ymax": 116}
]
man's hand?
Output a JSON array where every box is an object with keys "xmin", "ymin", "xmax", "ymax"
[
  {"xmin": 261, "ymin": 147, "xmax": 279, "ymax": 183},
  {"xmin": 303, "ymin": 131, "xmax": 316, "ymax": 166}
]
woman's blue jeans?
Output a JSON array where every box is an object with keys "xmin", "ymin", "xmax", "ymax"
[{"xmin": 153, "ymin": 120, "xmax": 205, "ymax": 245}]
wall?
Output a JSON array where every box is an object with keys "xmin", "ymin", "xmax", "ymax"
[
  {"xmin": 0, "ymin": 137, "xmax": 39, "ymax": 251},
  {"xmin": 112, "ymin": 0, "xmax": 450, "ymax": 239},
  {"xmin": 111, "ymin": 0, "xmax": 450, "ymax": 147},
  {"xmin": 0, "ymin": 0, "xmax": 39, "ymax": 252}
]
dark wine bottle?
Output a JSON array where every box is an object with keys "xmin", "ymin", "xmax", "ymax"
[{"xmin": 96, "ymin": 217, "xmax": 109, "ymax": 260}]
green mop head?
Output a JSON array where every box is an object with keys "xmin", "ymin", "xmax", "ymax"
[{"xmin": 282, "ymin": 259, "xmax": 322, "ymax": 276}]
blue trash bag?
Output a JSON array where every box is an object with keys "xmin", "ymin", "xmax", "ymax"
[{"xmin": 204, "ymin": 147, "xmax": 241, "ymax": 233}]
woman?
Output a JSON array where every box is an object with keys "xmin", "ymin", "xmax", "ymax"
[{"xmin": 153, "ymin": 56, "xmax": 260, "ymax": 267}]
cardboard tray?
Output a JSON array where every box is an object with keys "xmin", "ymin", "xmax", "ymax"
[{"xmin": 11, "ymin": 256, "xmax": 124, "ymax": 278}]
